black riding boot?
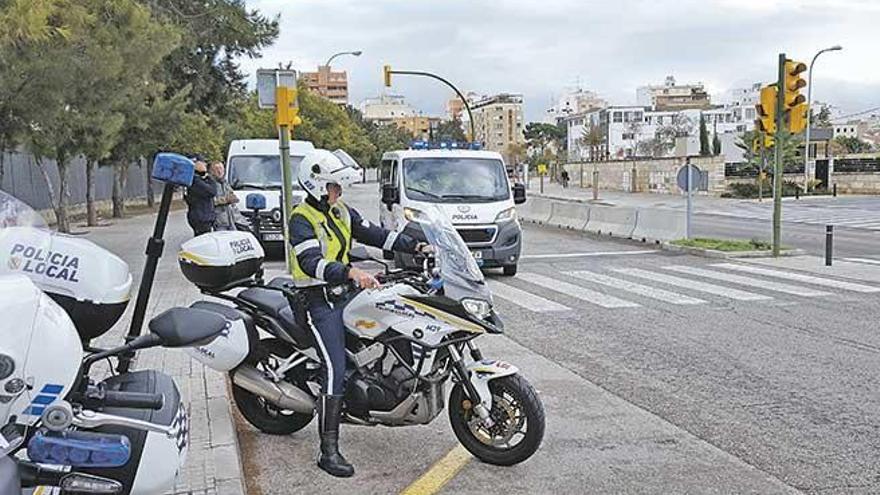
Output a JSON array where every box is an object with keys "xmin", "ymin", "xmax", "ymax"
[{"xmin": 317, "ymin": 394, "xmax": 354, "ymax": 477}]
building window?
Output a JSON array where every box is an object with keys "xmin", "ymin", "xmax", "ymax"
[
  {"xmin": 613, "ymin": 112, "xmax": 622, "ymax": 123},
  {"xmin": 622, "ymin": 132, "xmax": 635, "ymax": 140}
]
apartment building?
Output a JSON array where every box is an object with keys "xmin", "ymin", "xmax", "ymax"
[
  {"xmin": 471, "ymin": 93, "xmax": 525, "ymax": 161},
  {"xmin": 300, "ymin": 65, "xmax": 349, "ymax": 104}
]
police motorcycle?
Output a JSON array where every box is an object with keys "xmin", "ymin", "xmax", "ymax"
[
  {"xmin": 178, "ymin": 200, "xmax": 546, "ymax": 466},
  {"xmin": 0, "ymin": 154, "xmax": 232, "ymax": 494}
]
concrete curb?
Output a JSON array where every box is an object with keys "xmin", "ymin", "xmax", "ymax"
[{"xmin": 660, "ymin": 243, "xmax": 805, "ymax": 259}]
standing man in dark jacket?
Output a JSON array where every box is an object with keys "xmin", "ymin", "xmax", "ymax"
[{"xmin": 185, "ymin": 157, "xmax": 217, "ymax": 236}]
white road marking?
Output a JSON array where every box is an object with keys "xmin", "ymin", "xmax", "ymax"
[
  {"xmin": 520, "ymin": 250, "xmax": 658, "ymax": 259},
  {"xmin": 612, "ymin": 268, "xmax": 772, "ymax": 301},
  {"xmin": 663, "ymin": 266, "xmax": 830, "ymax": 297},
  {"xmin": 842, "ymin": 257, "xmax": 880, "ymax": 266},
  {"xmin": 564, "ymin": 270, "xmax": 706, "ymax": 305},
  {"xmin": 713, "ymin": 263, "xmax": 880, "ymax": 293},
  {"xmin": 517, "ymin": 272, "xmax": 640, "ymax": 309},
  {"xmin": 487, "ymin": 280, "xmax": 570, "ymax": 312}
]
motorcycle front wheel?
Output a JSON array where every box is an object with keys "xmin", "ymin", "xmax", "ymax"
[
  {"xmin": 449, "ymin": 374, "xmax": 545, "ymax": 466},
  {"xmin": 230, "ymin": 337, "xmax": 315, "ymax": 435}
]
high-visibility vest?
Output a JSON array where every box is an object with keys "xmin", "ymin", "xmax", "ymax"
[{"xmin": 290, "ymin": 200, "xmax": 352, "ymax": 287}]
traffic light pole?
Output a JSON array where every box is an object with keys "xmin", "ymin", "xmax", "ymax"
[{"xmin": 772, "ymin": 53, "xmax": 786, "ymax": 257}]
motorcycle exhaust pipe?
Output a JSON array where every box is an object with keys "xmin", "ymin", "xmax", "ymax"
[{"xmin": 231, "ymin": 365, "xmax": 315, "ymax": 414}]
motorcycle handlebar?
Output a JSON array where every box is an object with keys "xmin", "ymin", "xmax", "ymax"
[{"xmin": 99, "ymin": 391, "xmax": 165, "ymax": 410}]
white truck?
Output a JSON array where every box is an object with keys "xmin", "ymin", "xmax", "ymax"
[
  {"xmin": 225, "ymin": 139, "xmax": 315, "ymax": 246},
  {"xmin": 378, "ymin": 149, "xmax": 526, "ymax": 276}
]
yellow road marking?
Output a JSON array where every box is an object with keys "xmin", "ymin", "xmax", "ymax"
[{"xmin": 399, "ymin": 445, "xmax": 473, "ymax": 495}]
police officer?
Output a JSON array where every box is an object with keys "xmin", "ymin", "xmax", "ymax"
[{"xmin": 289, "ymin": 150, "xmax": 430, "ymax": 477}]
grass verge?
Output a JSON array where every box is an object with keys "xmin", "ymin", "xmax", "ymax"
[{"xmin": 671, "ymin": 238, "xmax": 774, "ymax": 252}]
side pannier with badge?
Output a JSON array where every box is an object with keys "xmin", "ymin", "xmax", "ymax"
[{"xmin": 178, "ymin": 231, "xmax": 264, "ymax": 290}]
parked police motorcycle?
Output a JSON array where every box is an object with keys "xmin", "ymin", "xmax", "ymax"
[
  {"xmin": 0, "ymin": 154, "xmax": 227, "ymax": 494},
  {"xmin": 179, "ymin": 203, "xmax": 546, "ymax": 466}
]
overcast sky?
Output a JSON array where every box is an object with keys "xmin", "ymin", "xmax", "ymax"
[{"xmin": 240, "ymin": 0, "xmax": 880, "ymax": 121}]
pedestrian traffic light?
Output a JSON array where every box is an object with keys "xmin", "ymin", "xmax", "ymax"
[
  {"xmin": 783, "ymin": 60, "xmax": 807, "ymax": 109},
  {"xmin": 755, "ymin": 84, "xmax": 777, "ymax": 135},
  {"xmin": 383, "ymin": 65, "xmax": 392, "ymax": 87}
]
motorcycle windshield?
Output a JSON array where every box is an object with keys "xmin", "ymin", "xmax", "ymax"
[
  {"xmin": 418, "ymin": 206, "xmax": 493, "ymax": 304},
  {"xmin": 0, "ymin": 191, "xmax": 53, "ymax": 425}
]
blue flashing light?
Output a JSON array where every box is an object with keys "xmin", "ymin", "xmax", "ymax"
[
  {"xmin": 409, "ymin": 140, "xmax": 482, "ymax": 151},
  {"xmin": 28, "ymin": 430, "xmax": 131, "ymax": 468},
  {"xmin": 152, "ymin": 152, "xmax": 195, "ymax": 187},
  {"xmin": 245, "ymin": 193, "xmax": 266, "ymax": 211}
]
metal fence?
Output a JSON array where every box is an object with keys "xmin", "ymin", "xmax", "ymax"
[
  {"xmin": 833, "ymin": 157, "xmax": 880, "ymax": 173},
  {"xmin": 0, "ymin": 150, "xmax": 150, "ymax": 210}
]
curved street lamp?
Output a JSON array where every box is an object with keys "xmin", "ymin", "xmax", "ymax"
[
  {"xmin": 804, "ymin": 45, "xmax": 842, "ymax": 186},
  {"xmin": 325, "ymin": 50, "xmax": 362, "ymax": 67}
]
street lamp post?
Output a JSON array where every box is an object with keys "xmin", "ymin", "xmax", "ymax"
[
  {"xmin": 804, "ymin": 45, "xmax": 842, "ymax": 188},
  {"xmin": 325, "ymin": 50, "xmax": 362, "ymax": 68}
]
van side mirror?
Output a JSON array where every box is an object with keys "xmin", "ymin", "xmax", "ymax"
[
  {"xmin": 513, "ymin": 183, "xmax": 526, "ymax": 204},
  {"xmin": 381, "ymin": 184, "xmax": 399, "ymax": 206}
]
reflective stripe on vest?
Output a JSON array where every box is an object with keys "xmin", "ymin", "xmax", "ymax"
[{"xmin": 290, "ymin": 201, "xmax": 352, "ymax": 287}]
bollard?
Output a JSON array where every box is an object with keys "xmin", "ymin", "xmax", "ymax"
[
  {"xmin": 825, "ymin": 225, "xmax": 833, "ymax": 266},
  {"xmin": 795, "ymin": 186, "xmax": 799, "ymax": 200},
  {"xmin": 833, "ymin": 183, "xmax": 837, "ymax": 197}
]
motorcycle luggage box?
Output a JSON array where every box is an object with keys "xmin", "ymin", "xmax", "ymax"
[
  {"xmin": 178, "ymin": 231, "xmax": 264, "ymax": 290},
  {"xmin": 0, "ymin": 227, "xmax": 132, "ymax": 341},
  {"xmin": 83, "ymin": 370, "xmax": 188, "ymax": 495},
  {"xmin": 185, "ymin": 301, "xmax": 258, "ymax": 371}
]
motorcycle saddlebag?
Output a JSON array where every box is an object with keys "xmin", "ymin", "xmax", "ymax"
[
  {"xmin": 185, "ymin": 300, "xmax": 258, "ymax": 371},
  {"xmin": 178, "ymin": 231, "xmax": 264, "ymax": 290},
  {"xmin": 83, "ymin": 370, "xmax": 188, "ymax": 495}
]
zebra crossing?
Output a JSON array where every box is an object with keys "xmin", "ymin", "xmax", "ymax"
[
  {"xmin": 699, "ymin": 204, "xmax": 880, "ymax": 231},
  {"xmin": 487, "ymin": 262, "xmax": 880, "ymax": 314}
]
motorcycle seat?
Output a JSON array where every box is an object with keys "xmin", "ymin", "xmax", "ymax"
[
  {"xmin": 149, "ymin": 307, "xmax": 228, "ymax": 348},
  {"xmin": 237, "ymin": 286, "xmax": 312, "ymax": 346}
]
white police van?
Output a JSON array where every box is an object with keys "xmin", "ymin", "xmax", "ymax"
[
  {"xmin": 225, "ymin": 139, "xmax": 315, "ymax": 245},
  {"xmin": 379, "ymin": 147, "xmax": 526, "ymax": 276}
]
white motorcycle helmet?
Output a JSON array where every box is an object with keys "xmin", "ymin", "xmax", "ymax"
[{"xmin": 298, "ymin": 149, "xmax": 358, "ymax": 201}]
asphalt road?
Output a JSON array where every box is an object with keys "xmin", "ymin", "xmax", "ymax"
[{"xmin": 236, "ymin": 184, "xmax": 880, "ymax": 494}]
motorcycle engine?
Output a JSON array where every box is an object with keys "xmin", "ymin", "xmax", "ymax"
[{"xmin": 345, "ymin": 340, "xmax": 417, "ymax": 413}]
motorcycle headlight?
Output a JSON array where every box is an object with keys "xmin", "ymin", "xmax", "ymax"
[
  {"xmin": 462, "ymin": 298, "xmax": 492, "ymax": 319},
  {"xmin": 404, "ymin": 207, "xmax": 425, "ymax": 222},
  {"xmin": 495, "ymin": 207, "xmax": 517, "ymax": 223},
  {"xmin": 0, "ymin": 354, "xmax": 14, "ymax": 381}
]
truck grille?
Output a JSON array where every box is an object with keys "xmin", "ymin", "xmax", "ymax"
[{"xmin": 456, "ymin": 226, "xmax": 497, "ymax": 245}]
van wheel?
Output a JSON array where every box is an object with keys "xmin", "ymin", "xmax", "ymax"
[
  {"xmin": 382, "ymin": 249, "xmax": 393, "ymax": 260},
  {"xmin": 502, "ymin": 264, "xmax": 518, "ymax": 276}
]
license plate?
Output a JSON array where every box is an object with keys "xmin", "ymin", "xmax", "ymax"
[{"xmin": 262, "ymin": 233, "xmax": 283, "ymax": 241}]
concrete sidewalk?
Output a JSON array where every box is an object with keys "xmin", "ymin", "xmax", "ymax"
[{"xmin": 81, "ymin": 210, "xmax": 245, "ymax": 495}]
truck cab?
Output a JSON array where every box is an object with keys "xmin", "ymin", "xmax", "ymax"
[
  {"xmin": 379, "ymin": 149, "xmax": 526, "ymax": 276},
  {"xmin": 225, "ymin": 139, "xmax": 315, "ymax": 246}
]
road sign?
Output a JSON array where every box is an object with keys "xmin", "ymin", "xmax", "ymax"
[
  {"xmin": 256, "ymin": 69, "xmax": 297, "ymax": 109},
  {"xmin": 537, "ymin": 164, "xmax": 548, "ymax": 175},
  {"xmin": 677, "ymin": 164, "xmax": 702, "ymax": 192}
]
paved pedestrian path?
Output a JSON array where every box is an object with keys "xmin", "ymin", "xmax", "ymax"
[{"xmin": 82, "ymin": 209, "xmax": 245, "ymax": 495}]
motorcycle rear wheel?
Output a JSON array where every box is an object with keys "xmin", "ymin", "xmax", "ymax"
[
  {"xmin": 230, "ymin": 337, "xmax": 315, "ymax": 435},
  {"xmin": 449, "ymin": 374, "xmax": 545, "ymax": 466}
]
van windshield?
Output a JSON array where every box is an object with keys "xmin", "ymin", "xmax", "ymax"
[
  {"xmin": 402, "ymin": 157, "xmax": 510, "ymax": 203},
  {"xmin": 228, "ymin": 155, "xmax": 304, "ymax": 190}
]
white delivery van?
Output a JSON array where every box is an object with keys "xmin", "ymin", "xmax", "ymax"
[
  {"xmin": 225, "ymin": 139, "xmax": 315, "ymax": 246},
  {"xmin": 379, "ymin": 149, "xmax": 527, "ymax": 276}
]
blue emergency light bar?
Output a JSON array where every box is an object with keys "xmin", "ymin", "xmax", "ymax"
[
  {"xmin": 28, "ymin": 429, "xmax": 132, "ymax": 468},
  {"xmin": 152, "ymin": 152, "xmax": 195, "ymax": 187},
  {"xmin": 410, "ymin": 140, "xmax": 482, "ymax": 151},
  {"xmin": 245, "ymin": 193, "xmax": 267, "ymax": 211}
]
